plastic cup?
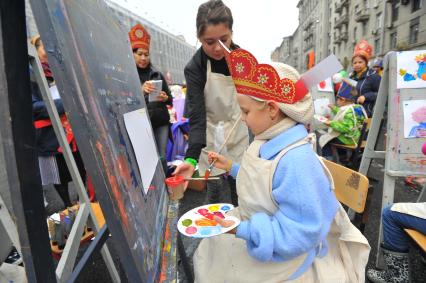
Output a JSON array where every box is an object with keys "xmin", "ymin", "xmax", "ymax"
[{"xmin": 165, "ymin": 175, "xmax": 185, "ymax": 200}]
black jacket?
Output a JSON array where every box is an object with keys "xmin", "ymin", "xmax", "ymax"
[
  {"xmin": 31, "ymin": 78, "xmax": 65, "ymax": 156},
  {"xmin": 183, "ymin": 47, "xmax": 235, "ymax": 160},
  {"xmin": 350, "ymin": 68, "xmax": 381, "ymax": 117},
  {"xmin": 137, "ymin": 65, "xmax": 173, "ymax": 129}
]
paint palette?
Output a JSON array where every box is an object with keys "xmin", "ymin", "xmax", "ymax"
[{"xmin": 177, "ymin": 203, "xmax": 240, "ymax": 238}]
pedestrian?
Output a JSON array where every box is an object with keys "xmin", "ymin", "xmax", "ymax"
[
  {"xmin": 372, "ymin": 58, "xmax": 384, "ymax": 76},
  {"xmin": 128, "ymin": 24, "xmax": 173, "ymax": 172},
  {"xmin": 31, "ymin": 35, "xmax": 86, "ymax": 208},
  {"xmin": 192, "ymin": 49, "xmax": 370, "ymax": 282},
  {"xmin": 173, "ymin": 0, "xmax": 249, "ymax": 206},
  {"xmin": 350, "ymin": 40, "xmax": 381, "ymax": 117},
  {"xmin": 318, "ymin": 82, "xmax": 368, "ymax": 160},
  {"xmin": 367, "ymin": 202, "xmax": 426, "ymax": 283}
]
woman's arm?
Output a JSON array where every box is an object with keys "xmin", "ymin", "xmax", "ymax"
[{"xmin": 184, "ymin": 62, "xmax": 207, "ymax": 160}]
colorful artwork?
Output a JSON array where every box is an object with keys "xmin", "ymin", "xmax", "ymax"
[
  {"xmin": 403, "ymin": 100, "xmax": 426, "ymax": 138},
  {"xmin": 177, "ymin": 203, "xmax": 240, "ymax": 238},
  {"xmin": 317, "ymin": 78, "xmax": 333, "ymax": 92},
  {"xmin": 397, "ymin": 51, "xmax": 426, "ymax": 89}
]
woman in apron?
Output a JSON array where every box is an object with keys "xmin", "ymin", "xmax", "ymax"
[
  {"xmin": 367, "ymin": 202, "xmax": 426, "ymax": 283},
  {"xmin": 173, "ymin": 0, "xmax": 249, "ymax": 205},
  {"xmin": 194, "ymin": 51, "xmax": 370, "ymax": 282}
]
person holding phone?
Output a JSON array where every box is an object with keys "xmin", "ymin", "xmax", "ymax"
[{"xmin": 129, "ymin": 24, "xmax": 173, "ymax": 171}]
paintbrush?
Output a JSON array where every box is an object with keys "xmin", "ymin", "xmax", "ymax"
[
  {"xmin": 185, "ymin": 177, "xmax": 220, "ymax": 181},
  {"xmin": 204, "ymin": 115, "xmax": 241, "ymax": 180}
]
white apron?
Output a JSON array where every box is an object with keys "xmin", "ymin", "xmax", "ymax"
[
  {"xmin": 318, "ymin": 104, "xmax": 367, "ymax": 148},
  {"xmin": 391, "ymin": 202, "xmax": 426, "ymax": 220},
  {"xmin": 194, "ymin": 138, "xmax": 370, "ymax": 283},
  {"xmin": 198, "ymin": 61, "xmax": 249, "ymax": 176}
]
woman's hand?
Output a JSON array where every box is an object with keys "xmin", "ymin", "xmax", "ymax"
[
  {"xmin": 173, "ymin": 162, "xmax": 195, "ymax": 190},
  {"xmin": 357, "ymin": 95, "xmax": 366, "ymax": 104},
  {"xmin": 213, "ymin": 216, "xmax": 237, "ymax": 234},
  {"xmin": 142, "ymin": 81, "xmax": 155, "ymax": 94},
  {"xmin": 208, "ymin": 152, "xmax": 231, "ymax": 171},
  {"xmin": 158, "ymin": 91, "xmax": 169, "ymax": 102}
]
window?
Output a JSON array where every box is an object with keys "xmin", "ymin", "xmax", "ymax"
[
  {"xmin": 354, "ymin": 27, "xmax": 358, "ymax": 41},
  {"xmin": 355, "ymin": 4, "xmax": 360, "ymax": 14},
  {"xmin": 409, "ymin": 17, "xmax": 419, "ymax": 44},
  {"xmin": 390, "ymin": 32, "xmax": 397, "ymax": 49},
  {"xmin": 376, "ymin": 12, "xmax": 382, "ymax": 28},
  {"xmin": 374, "ymin": 38, "xmax": 381, "ymax": 54},
  {"xmin": 392, "ymin": 1, "xmax": 399, "ymax": 22},
  {"xmin": 364, "ymin": 0, "xmax": 369, "ymax": 9},
  {"xmin": 362, "ymin": 21, "xmax": 368, "ymax": 35},
  {"xmin": 412, "ymin": 0, "xmax": 423, "ymax": 12}
]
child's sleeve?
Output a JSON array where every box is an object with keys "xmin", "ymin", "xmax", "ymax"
[
  {"xmin": 329, "ymin": 110, "xmax": 355, "ymax": 134},
  {"xmin": 229, "ymin": 163, "xmax": 240, "ymax": 179},
  {"xmin": 235, "ymin": 148, "xmax": 338, "ymax": 262}
]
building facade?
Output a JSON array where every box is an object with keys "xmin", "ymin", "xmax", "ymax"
[
  {"xmin": 273, "ymin": 0, "xmax": 426, "ymax": 72},
  {"xmin": 25, "ymin": 0, "xmax": 195, "ymax": 85}
]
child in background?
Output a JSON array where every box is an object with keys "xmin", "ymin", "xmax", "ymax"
[
  {"xmin": 193, "ymin": 48, "xmax": 370, "ymax": 282},
  {"xmin": 319, "ymin": 82, "xmax": 368, "ymax": 160}
]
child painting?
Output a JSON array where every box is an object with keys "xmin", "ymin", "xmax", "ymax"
[
  {"xmin": 192, "ymin": 48, "xmax": 370, "ymax": 282},
  {"xmin": 408, "ymin": 106, "xmax": 426, "ymax": 138},
  {"xmin": 318, "ymin": 82, "xmax": 368, "ymax": 160}
]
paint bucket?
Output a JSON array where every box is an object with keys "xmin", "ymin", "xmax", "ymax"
[{"xmin": 165, "ymin": 175, "xmax": 185, "ymax": 200}]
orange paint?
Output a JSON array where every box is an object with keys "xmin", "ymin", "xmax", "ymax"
[
  {"xmin": 117, "ymin": 154, "xmax": 132, "ymax": 188},
  {"xmin": 96, "ymin": 142, "xmax": 129, "ymax": 231},
  {"xmin": 195, "ymin": 218, "xmax": 217, "ymax": 226}
]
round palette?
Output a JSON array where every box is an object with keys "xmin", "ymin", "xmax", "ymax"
[{"xmin": 177, "ymin": 203, "xmax": 240, "ymax": 238}]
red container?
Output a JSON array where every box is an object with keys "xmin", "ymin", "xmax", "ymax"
[{"xmin": 165, "ymin": 175, "xmax": 185, "ymax": 200}]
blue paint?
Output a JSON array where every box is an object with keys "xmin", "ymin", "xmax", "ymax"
[
  {"xmin": 221, "ymin": 205, "xmax": 231, "ymax": 211},
  {"xmin": 198, "ymin": 226, "xmax": 222, "ymax": 236}
]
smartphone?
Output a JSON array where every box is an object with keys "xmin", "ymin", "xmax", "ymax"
[{"xmin": 148, "ymin": 80, "xmax": 163, "ymax": 102}]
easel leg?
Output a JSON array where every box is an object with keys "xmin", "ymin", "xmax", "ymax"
[{"xmin": 375, "ymin": 174, "xmax": 396, "ymax": 268}]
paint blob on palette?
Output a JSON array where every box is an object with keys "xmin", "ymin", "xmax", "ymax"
[{"xmin": 177, "ymin": 203, "xmax": 240, "ymax": 238}]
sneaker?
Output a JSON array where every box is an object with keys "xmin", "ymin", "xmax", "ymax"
[{"xmin": 4, "ymin": 247, "xmax": 23, "ymax": 265}]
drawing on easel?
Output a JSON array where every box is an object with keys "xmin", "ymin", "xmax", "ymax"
[
  {"xmin": 317, "ymin": 78, "xmax": 333, "ymax": 92},
  {"xmin": 397, "ymin": 51, "xmax": 426, "ymax": 89},
  {"xmin": 403, "ymin": 100, "xmax": 426, "ymax": 138}
]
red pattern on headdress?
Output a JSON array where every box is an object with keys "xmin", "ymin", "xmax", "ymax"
[
  {"xmin": 223, "ymin": 48, "xmax": 308, "ymax": 104},
  {"xmin": 353, "ymin": 40, "xmax": 373, "ymax": 61},
  {"xmin": 128, "ymin": 24, "xmax": 151, "ymax": 50}
]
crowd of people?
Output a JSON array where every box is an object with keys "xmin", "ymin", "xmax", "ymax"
[{"xmin": 3, "ymin": 1, "xmax": 425, "ymax": 282}]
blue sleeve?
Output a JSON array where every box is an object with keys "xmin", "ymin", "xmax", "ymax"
[
  {"xmin": 230, "ymin": 163, "xmax": 240, "ymax": 179},
  {"xmin": 235, "ymin": 146, "xmax": 339, "ymax": 262},
  {"xmin": 31, "ymin": 81, "xmax": 65, "ymax": 120},
  {"xmin": 361, "ymin": 74, "xmax": 381, "ymax": 102}
]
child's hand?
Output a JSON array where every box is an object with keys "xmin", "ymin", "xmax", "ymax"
[
  {"xmin": 327, "ymin": 104, "xmax": 335, "ymax": 109},
  {"xmin": 208, "ymin": 152, "xmax": 231, "ymax": 171},
  {"xmin": 213, "ymin": 216, "xmax": 237, "ymax": 234},
  {"xmin": 324, "ymin": 120, "xmax": 331, "ymax": 126}
]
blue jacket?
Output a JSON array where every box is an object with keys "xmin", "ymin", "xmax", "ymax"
[
  {"xmin": 231, "ymin": 124, "xmax": 339, "ymax": 277},
  {"xmin": 351, "ymin": 67, "xmax": 381, "ymax": 117}
]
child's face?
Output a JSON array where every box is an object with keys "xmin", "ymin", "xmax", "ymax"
[
  {"xmin": 236, "ymin": 94, "xmax": 275, "ymax": 136},
  {"xmin": 336, "ymin": 97, "xmax": 353, "ymax": 107}
]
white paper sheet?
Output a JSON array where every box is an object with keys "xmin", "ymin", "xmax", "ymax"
[
  {"xmin": 123, "ymin": 108, "xmax": 159, "ymax": 193},
  {"xmin": 317, "ymin": 78, "xmax": 333, "ymax": 92},
  {"xmin": 301, "ymin": 54, "xmax": 343, "ymax": 89},
  {"xmin": 397, "ymin": 51, "xmax": 426, "ymax": 89},
  {"xmin": 49, "ymin": 85, "xmax": 61, "ymax": 100},
  {"xmin": 403, "ymin": 100, "xmax": 426, "ymax": 138},
  {"xmin": 313, "ymin": 97, "xmax": 331, "ymax": 116}
]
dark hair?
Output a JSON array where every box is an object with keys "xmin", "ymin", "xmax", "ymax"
[
  {"xmin": 352, "ymin": 54, "xmax": 368, "ymax": 65},
  {"xmin": 196, "ymin": 0, "xmax": 233, "ymax": 38}
]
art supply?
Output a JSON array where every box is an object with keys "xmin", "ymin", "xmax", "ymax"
[
  {"xmin": 204, "ymin": 115, "xmax": 241, "ymax": 180},
  {"xmin": 54, "ymin": 222, "xmax": 65, "ymax": 249},
  {"xmin": 177, "ymin": 203, "xmax": 240, "ymax": 238},
  {"xmin": 48, "ymin": 219, "xmax": 57, "ymax": 244},
  {"xmin": 165, "ymin": 175, "xmax": 185, "ymax": 200},
  {"xmin": 184, "ymin": 177, "xmax": 220, "ymax": 181},
  {"xmin": 148, "ymin": 80, "xmax": 163, "ymax": 102}
]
